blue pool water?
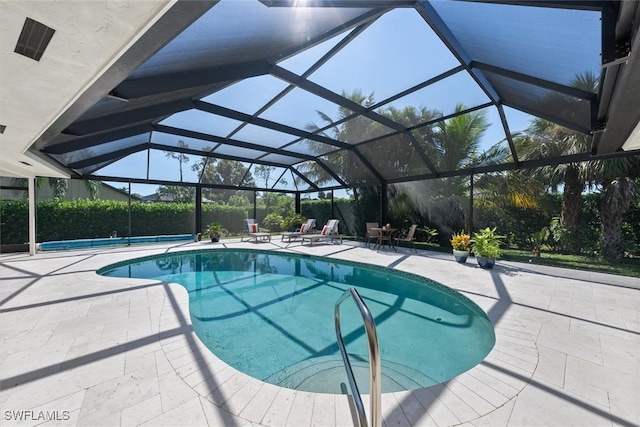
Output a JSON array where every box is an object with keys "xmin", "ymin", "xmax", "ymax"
[
  {"xmin": 41, "ymin": 234, "xmax": 194, "ymax": 251},
  {"xmin": 99, "ymin": 249, "xmax": 495, "ymax": 393}
]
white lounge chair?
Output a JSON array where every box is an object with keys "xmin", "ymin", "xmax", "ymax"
[
  {"xmin": 281, "ymin": 218, "xmax": 316, "ymax": 242},
  {"xmin": 301, "ymin": 219, "xmax": 342, "ymax": 246},
  {"xmin": 241, "ymin": 219, "xmax": 271, "ymax": 243}
]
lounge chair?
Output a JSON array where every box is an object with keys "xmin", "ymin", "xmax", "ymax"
[
  {"xmin": 365, "ymin": 222, "xmax": 380, "ymax": 248},
  {"xmin": 281, "ymin": 218, "xmax": 316, "ymax": 242},
  {"xmin": 393, "ymin": 224, "xmax": 418, "ymax": 252},
  {"xmin": 241, "ymin": 219, "xmax": 271, "ymax": 243},
  {"xmin": 301, "ymin": 219, "xmax": 342, "ymax": 246}
]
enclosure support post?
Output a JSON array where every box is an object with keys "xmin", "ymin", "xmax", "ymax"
[
  {"xmin": 295, "ymin": 192, "xmax": 301, "ymax": 214},
  {"xmin": 253, "ymin": 191, "xmax": 257, "ymax": 221},
  {"xmin": 380, "ymin": 183, "xmax": 387, "ymax": 225},
  {"xmin": 195, "ymin": 185, "xmax": 202, "ymax": 235},
  {"xmin": 331, "ymin": 190, "xmax": 334, "ymax": 218},
  {"xmin": 127, "ymin": 181, "xmax": 132, "ymax": 246},
  {"xmin": 28, "ymin": 177, "xmax": 36, "ymax": 256},
  {"xmin": 468, "ymin": 173, "xmax": 474, "ymax": 234}
]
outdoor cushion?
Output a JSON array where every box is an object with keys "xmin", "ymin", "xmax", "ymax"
[
  {"xmin": 250, "ymin": 223, "xmax": 258, "ymax": 233},
  {"xmin": 321, "ymin": 225, "xmax": 328, "ymax": 235}
]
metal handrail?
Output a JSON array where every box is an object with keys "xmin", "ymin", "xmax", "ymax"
[{"xmin": 335, "ymin": 288, "xmax": 381, "ymax": 427}]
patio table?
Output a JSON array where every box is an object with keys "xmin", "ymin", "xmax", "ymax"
[{"xmin": 371, "ymin": 227, "xmax": 397, "ymax": 251}]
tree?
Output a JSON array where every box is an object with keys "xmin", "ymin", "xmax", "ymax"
[
  {"xmin": 515, "ymin": 72, "xmax": 598, "ymax": 252},
  {"xmin": 156, "ymin": 185, "xmax": 195, "ymax": 202},
  {"xmin": 515, "ymin": 70, "xmax": 640, "ymax": 261},
  {"xmin": 594, "ymin": 157, "xmax": 639, "ymax": 262},
  {"xmin": 228, "ymin": 194, "xmax": 251, "ymax": 208},
  {"xmin": 301, "ymin": 89, "xmax": 379, "ymax": 198},
  {"xmin": 49, "ymin": 178, "xmax": 68, "ymax": 199},
  {"xmin": 432, "ymin": 104, "xmax": 493, "ymax": 198},
  {"xmin": 11, "ymin": 177, "xmax": 100, "ymax": 200},
  {"xmin": 192, "ymin": 157, "xmax": 255, "ymax": 202},
  {"xmin": 516, "ymin": 120, "xmax": 590, "ymax": 252},
  {"xmin": 254, "ymin": 164, "xmax": 275, "ymax": 188},
  {"xmin": 254, "ymin": 164, "xmax": 277, "ymax": 213},
  {"xmin": 423, "ymin": 105, "xmax": 510, "ymax": 237},
  {"xmin": 85, "ymin": 180, "xmax": 100, "ymax": 200},
  {"xmin": 165, "ymin": 140, "xmax": 190, "ymax": 182}
]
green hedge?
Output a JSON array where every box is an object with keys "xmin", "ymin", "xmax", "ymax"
[
  {"xmin": 301, "ymin": 199, "xmax": 358, "ymax": 236},
  {"xmin": 201, "ymin": 204, "xmax": 250, "ymax": 234},
  {"xmin": 2, "ymin": 197, "xmax": 638, "ymax": 256},
  {"xmin": 0, "ymin": 200, "xmax": 28, "ymax": 244},
  {"xmin": 0, "ymin": 200, "xmax": 247, "ymax": 244}
]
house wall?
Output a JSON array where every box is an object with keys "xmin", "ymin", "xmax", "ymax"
[{"xmin": 0, "ymin": 178, "xmax": 132, "ymax": 201}]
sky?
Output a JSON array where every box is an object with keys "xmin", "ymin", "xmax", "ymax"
[{"xmin": 95, "ymin": 3, "xmax": 600, "ymax": 198}]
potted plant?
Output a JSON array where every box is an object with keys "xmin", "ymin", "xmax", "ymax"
[
  {"xmin": 472, "ymin": 227, "xmax": 504, "ymax": 269},
  {"xmin": 450, "ymin": 231, "xmax": 471, "ymax": 263},
  {"xmin": 203, "ymin": 223, "xmax": 224, "ymax": 242}
]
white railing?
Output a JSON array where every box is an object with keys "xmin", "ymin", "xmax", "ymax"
[{"xmin": 334, "ymin": 287, "xmax": 381, "ymax": 427}]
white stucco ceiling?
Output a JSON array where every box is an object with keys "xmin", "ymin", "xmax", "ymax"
[{"xmin": 0, "ymin": 0, "xmax": 174, "ymax": 178}]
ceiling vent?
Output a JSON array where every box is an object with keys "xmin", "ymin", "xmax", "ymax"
[{"xmin": 14, "ymin": 17, "xmax": 55, "ymax": 61}]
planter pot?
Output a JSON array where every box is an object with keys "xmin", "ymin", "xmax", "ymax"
[
  {"xmin": 210, "ymin": 235, "xmax": 220, "ymax": 243},
  {"xmin": 453, "ymin": 249, "xmax": 470, "ymax": 263},
  {"xmin": 477, "ymin": 256, "xmax": 495, "ymax": 269}
]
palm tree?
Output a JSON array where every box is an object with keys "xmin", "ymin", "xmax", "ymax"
[
  {"xmin": 49, "ymin": 178, "xmax": 68, "ymax": 199},
  {"xmin": 301, "ymin": 94, "xmax": 507, "ymax": 236},
  {"xmin": 516, "ymin": 71, "xmax": 640, "ymax": 260},
  {"xmin": 430, "ymin": 104, "xmax": 495, "ymax": 200},
  {"xmin": 301, "ymin": 89, "xmax": 378, "ymax": 195},
  {"xmin": 516, "ymin": 119, "xmax": 590, "ymax": 251},
  {"xmin": 593, "ymin": 157, "xmax": 639, "ymax": 262},
  {"xmin": 387, "ymin": 105, "xmax": 511, "ymax": 240},
  {"xmin": 516, "ymin": 72, "xmax": 599, "ymax": 252},
  {"xmin": 429, "ymin": 105, "xmax": 512, "ymax": 235}
]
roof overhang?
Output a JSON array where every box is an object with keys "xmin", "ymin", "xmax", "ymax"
[{"xmin": 0, "ymin": 0, "xmax": 210, "ymax": 177}]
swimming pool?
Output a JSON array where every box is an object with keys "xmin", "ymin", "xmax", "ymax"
[
  {"xmin": 41, "ymin": 234, "xmax": 195, "ymax": 251},
  {"xmin": 99, "ymin": 249, "xmax": 495, "ymax": 394}
]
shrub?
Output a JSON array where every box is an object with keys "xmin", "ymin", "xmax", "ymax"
[
  {"xmin": 282, "ymin": 212, "xmax": 306, "ymax": 231},
  {"xmin": 262, "ymin": 213, "xmax": 284, "ymax": 232}
]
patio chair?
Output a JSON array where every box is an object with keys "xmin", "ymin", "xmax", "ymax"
[
  {"xmin": 301, "ymin": 219, "xmax": 342, "ymax": 246},
  {"xmin": 241, "ymin": 219, "xmax": 271, "ymax": 243},
  {"xmin": 365, "ymin": 222, "xmax": 380, "ymax": 248},
  {"xmin": 281, "ymin": 218, "xmax": 316, "ymax": 242},
  {"xmin": 393, "ymin": 224, "xmax": 418, "ymax": 252}
]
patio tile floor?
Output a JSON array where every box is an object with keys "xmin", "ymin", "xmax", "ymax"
[{"xmin": 1, "ymin": 239, "xmax": 638, "ymax": 426}]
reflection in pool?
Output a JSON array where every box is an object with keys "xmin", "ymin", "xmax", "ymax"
[{"xmin": 99, "ymin": 249, "xmax": 495, "ymax": 393}]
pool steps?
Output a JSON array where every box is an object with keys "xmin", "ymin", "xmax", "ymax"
[{"xmin": 266, "ymin": 355, "xmax": 437, "ymax": 394}]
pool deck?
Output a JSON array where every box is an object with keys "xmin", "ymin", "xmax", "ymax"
[{"xmin": 1, "ymin": 239, "xmax": 638, "ymax": 427}]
